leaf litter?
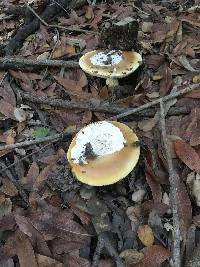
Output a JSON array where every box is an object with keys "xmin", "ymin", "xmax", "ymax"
[{"xmin": 0, "ymin": 0, "xmax": 200, "ymax": 266}]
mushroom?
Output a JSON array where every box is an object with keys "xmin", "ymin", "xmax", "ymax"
[
  {"xmin": 67, "ymin": 121, "xmax": 140, "ymax": 186},
  {"xmin": 79, "ymin": 50, "xmax": 142, "ymax": 88}
]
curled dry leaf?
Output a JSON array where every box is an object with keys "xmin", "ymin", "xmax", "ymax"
[
  {"xmin": 137, "ymin": 225, "xmax": 154, "ymax": 247},
  {"xmin": 133, "ymin": 245, "xmax": 171, "ymax": 267},
  {"xmin": 174, "ymin": 139, "xmax": 200, "ymax": 173},
  {"xmin": 119, "ymin": 249, "xmax": 144, "ymax": 265}
]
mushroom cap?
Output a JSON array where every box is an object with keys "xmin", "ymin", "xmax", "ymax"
[
  {"xmin": 67, "ymin": 121, "xmax": 140, "ymax": 186},
  {"xmin": 79, "ymin": 50, "xmax": 142, "ymax": 79}
]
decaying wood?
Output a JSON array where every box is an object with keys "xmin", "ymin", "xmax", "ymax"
[{"xmin": 0, "ymin": 57, "xmax": 79, "ymax": 70}]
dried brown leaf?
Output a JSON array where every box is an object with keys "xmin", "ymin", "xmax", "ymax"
[
  {"xmin": 81, "ymin": 111, "xmax": 92, "ymax": 126},
  {"xmin": 0, "ymin": 195, "xmax": 12, "ymax": 217},
  {"xmin": 0, "ymin": 149, "xmax": 11, "ymax": 158},
  {"xmin": 25, "ymin": 162, "xmax": 40, "ymax": 189},
  {"xmin": 54, "ymin": 75, "xmax": 89, "ymax": 99},
  {"xmin": 181, "ymin": 14, "xmax": 200, "ymax": 28},
  {"xmin": 137, "ymin": 225, "xmax": 154, "ymax": 247},
  {"xmin": 98, "ymin": 260, "xmax": 115, "ymax": 267},
  {"xmin": 119, "ymin": 249, "xmax": 144, "ymax": 265},
  {"xmin": 185, "ymin": 88, "xmax": 200, "ymax": 98},
  {"xmin": 141, "ymin": 201, "xmax": 169, "ymax": 217},
  {"xmin": 0, "ymin": 178, "xmax": 18, "ymax": 197},
  {"xmin": 138, "ymin": 118, "xmax": 157, "ymax": 132},
  {"xmin": 133, "ymin": 245, "xmax": 171, "ymax": 267},
  {"xmin": 16, "ymin": 231, "xmax": 38, "ymax": 267},
  {"xmin": 14, "ymin": 214, "xmax": 52, "ymax": 257},
  {"xmin": 0, "ymin": 100, "xmax": 15, "ymax": 119},
  {"xmin": 39, "ymin": 149, "xmax": 65, "ymax": 165},
  {"xmin": 36, "ymin": 254, "xmax": 64, "ymax": 267},
  {"xmin": 0, "ymin": 213, "xmax": 16, "ymax": 231},
  {"xmin": 33, "ymin": 166, "xmax": 51, "ymax": 189},
  {"xmin": 151, "ymin": 23, "xmax": 168, "ymax": 43},
  {"xmin": 193, "ymin": 214, "xmax": 200, "ymax": 226},
  {"xmin": 0, "ymin": 83, "xmax": 16, "ymax": 106},
  {"xmin": 9, "ymin": 70, "xmax": 35, "ymax": 93},
  {"xmin": 65, "ymin": 255, "xmax": 91, "ymax": 267},
  {"xmin": 174, "ymin": 139, "xmax": 200, "ymax": 172},
  {"xmin": 145, "ymin": 172, "xmax": 162, "ymax": 203},
  {"xmin": 159, "ymin": 65, "xmax": 172, "ymax": 96},
  {"xmin": 1, "ymin": 233, "xmax": 17, "ymax": 258},
  {"xmin": 145, "ymin": 55, "xmax": 165, "ymax": 69},
  {"xmin": 178, "ymin": 55, "xmax": 197, "ymax": 72},
  {"xmin": 85, "ymin": 6, "xmax": 94, "ymax": 20},
  {"xmin": 175, "ymin": 172, "xmax": 192, "ymax": 240},
  {"xmin": 70, "ymin": 205, "xmax": 91, "ymax": 225}
]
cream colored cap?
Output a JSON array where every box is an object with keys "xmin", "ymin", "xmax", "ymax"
[
  {"xmin": 79, "ymin": 50, "xmax": 142, "ymax": 79},
  {"xmin": 67, "ymin": 121, "xmax": 140, "ymax": 186}
]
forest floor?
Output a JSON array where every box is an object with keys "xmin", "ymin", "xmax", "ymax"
[{"xmin": 0, "ymin": 0, "xmax": 200, "ymax": 266}]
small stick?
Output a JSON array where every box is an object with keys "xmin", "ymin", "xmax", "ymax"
[
  {"xmin": 0, "ymin": 133, "xmax": 62, "ymax": 151},
  {"xmin": 0, "ymin": 84, "xmax": 194, "ymax": 152},
  {"xmin": 109, "ymin": 83, "xmax": 200, "ymax": 120},
  {"xmin": 99, "ymin": 232, "xmax": 124, "ymax": 267},
  {"xmin": 159, "ymin": 99, "xmax": 181, "ymax": 267},
  {"xmin": 0, "ymin": 57, "xmax": 79, "ymax": 70},
  {"xmin": 26, "ymin": 3, "xmax": 97, "ymax": 34},
  {"xmin": 19, "ymin": 90, "xmax": 190, "ymax": 116},
  {"xmin": 92, "ymin": 235, "xmax": 104, "ymax": 267}
]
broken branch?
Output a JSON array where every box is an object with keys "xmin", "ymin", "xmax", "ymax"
[
  {"xmin": 159, "ymin": 99, "xmax": 181, "ymax": 267},
  {"xmin": 110, "ymin": 83, "xmax": 200, "ymax": 120},
  {"xmin": 0, "ymin": 57, "xmax": 79, "ymax": 70}
]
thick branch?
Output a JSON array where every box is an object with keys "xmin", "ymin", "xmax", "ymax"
[
  {"xmin": 0, "ymin": 57, "xmax": 79, "ymax": 70},
  {"xmin": 19, "ymin": 90, "xmax": 190, "ymax": 116}
]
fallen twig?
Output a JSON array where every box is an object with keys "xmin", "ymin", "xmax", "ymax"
[
  {"xmin": 98, "ymin": 232, "xmax": 124, "ymax": 267},
  {"xmin": 159, "ymin": 99, "xmax": 181, "ymax": 267},
  {"xmin": 0, "ymin": 133, "xmax": 62, "ymax": 151},
  {"xmin": 0, "ymin": 57, "xmax": 79, "ymax": 70},
  {"xmin": 0, "ymin": 83, "xmax": 195, "ymax": 152},
  {"xmin": 92, "ymin": 235, "xmax": 104, "ymax": 267},
  {"xmin": 19, "ymin": 90, "xmax": 190, "ymax": 116},
  {"xmin": 109, "ymin": 83, "xmax": 200, "ymax": 120}
]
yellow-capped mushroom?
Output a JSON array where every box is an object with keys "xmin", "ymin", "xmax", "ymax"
[
  {"xmin": 67, "ymin": 121, "xmax": 140, "ymax": 186},
  {"xmin": 79, "ymin": 50, "xmax": 142, "ymax": 88}
]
